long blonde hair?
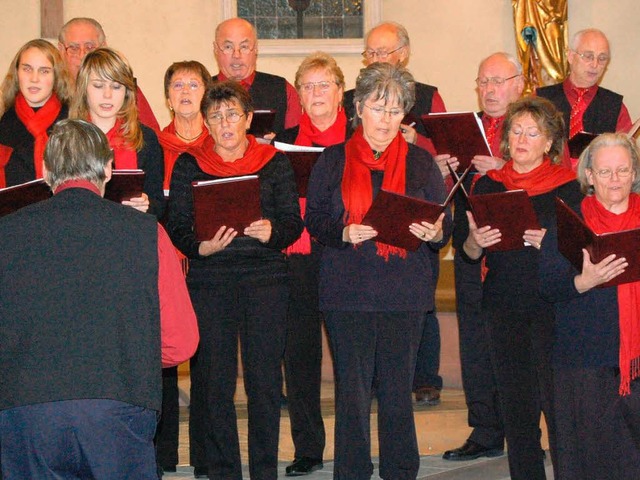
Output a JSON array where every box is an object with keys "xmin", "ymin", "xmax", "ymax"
[
  {"xmin": 0, "ymin": 39, "xmax": 72, "ymax": 115},
  {"xmin": 69, "ymin": 47, "xmax": 143, "ymax": 150}
]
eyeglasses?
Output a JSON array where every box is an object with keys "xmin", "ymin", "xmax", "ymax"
[
  {"xmin": 63, "ymin": 42, "xmax": 99, "ymax": 57},
  {"xmin": 170, "ymin": 81, "xmax": 203, "ymax": 91},
  {"xmin": 299, "ymin": 81, "xmax": 337, "ymax": 93},
  {"xmin": 362, "ymin": 103, "xmax": 404, "ymax": 118},
  {"xmin": 215, "ymin": 43, "xmax": 255, "ymax": 56},
  {"xmin": 207, "ymin": 110, "xmax": 245, "ymax": 124},
  {"xmin": 590, "ymin": 167, "xmax": 634, "ymax": 179},
  {"xmin": 475, "ymin": 74, "xmax": 521, "ymax": 88},
  {"xmin": 361, "ymin": 45, "xmax": 404, "ymax": 61},
  {"xmin": 572, "ymin": 50, "xmax": 610, "ymax": 65},
  {"xmin": 508, "ymin": 128, "xmax": 545, "ymax": 139}
]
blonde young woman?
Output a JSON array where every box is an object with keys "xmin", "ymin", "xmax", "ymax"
[
  {"xmin": 70, "ymin": 47, "xmax": 164, "ymax": 217},
  {"xmin": 0, "ymin": 39, "xmax": 71, "ymax": 187}
]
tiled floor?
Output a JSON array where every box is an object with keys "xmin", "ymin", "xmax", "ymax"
[
  {"xmin": 162, "ymin": 374, "xmax": 553, "ymax": 479},
  {"xmin": 164, "ymin": 455, "xmax": 554, "ymax": 479}
]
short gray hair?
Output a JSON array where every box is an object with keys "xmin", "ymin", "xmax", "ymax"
[
  {"xmin": 352, "ymin": 63, "xmax": 415, "ymax": 128},
  {"xmin": 570, "ymin": 28, "xmax": 608, "ymax": 51},
  {"xmin": 577, "ymin": 132, "xmax": 640, "ymax": 195},
  {"xmin": 44, "ymin": 119, "xmax": 113, "ymax": 190},
  {"xmin": 58, "ymin": 17, "xmax": 106, "ymax": 45},
  {"xmin": 365, "ymin": 21, "xmax": 411, "ymax": 51},
  {"xmin": 478, "ymin": 52, "xmax": 523, "ymax": 75}
]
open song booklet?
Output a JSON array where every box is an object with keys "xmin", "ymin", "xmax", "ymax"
[{"xmin": 361, "ymin": 164, "xmax": 472, "ymax": 251}]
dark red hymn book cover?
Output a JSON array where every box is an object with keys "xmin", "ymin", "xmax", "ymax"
[
  {"xmin": 248, "ymin": 110, "xmax": 276, "ymax": 137},
  {"xmin": 191, "ymin": 175, "xmax": 261, "ymax": 241},
  {"xmin": 467, "ymin": 189, "xmax": 540, "ymax": 252},
  {"xmin": 556, "ymin": 197, "xmax": 640, "ymax": 287},
  {"xmin": 0, "ymin": 179, "xmax": 51, "ymax": 218},
  {"xmin": 104, "ymin": 169, "xmax": 145, "ymax": 203}
]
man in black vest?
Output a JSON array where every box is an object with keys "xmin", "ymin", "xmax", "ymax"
[
  {"xmin": 0, "ymin": 119, "xmax": 199, "ymax": 480},
  {"xmin": 212, "ymin": 17, "xmax": 302, "ymax": 137},
  {"xmin": 438, "ymin": 52, "xmax": 526, "ymax": 462},
  {"xmin": 537, "ymin": 28, "xmax": 632, "ymax": 169}
]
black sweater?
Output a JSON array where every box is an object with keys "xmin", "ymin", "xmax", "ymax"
[
  {"xmin": 0, "ymin": 104, "xmax": 69, "ymax": 186},
  {"xmin": 460, "ymin": 176, "xmax": 584, "ymax": 311},
  {"xmin": 166, "ymin": 151, "xmax": 303, "ymax": 287},
  {"xmin": 305, "ymin": 142, "xmax": 451, "ymax": 312}
]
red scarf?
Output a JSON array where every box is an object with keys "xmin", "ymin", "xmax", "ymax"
[
  {"xmin": 287, "ymin": 110, "xmax": 348, "ymax": 255},
  {"xmin": 295, "ymin": 109, "xmax": 347, "ymax": 147},
  {"xmin": 158, "ymin": 120, "xmax": 207, "ymax": 189},
  {"xmin": 486, "ymin": 158, "xmax": 575, "ymax": 196},
  {"xmin": 14, "ymin": 93, "xmax": 62, "ymax": 179},
  {"xmin": 0, "ymin": 144, "xmax": 13, "ymax": 188},
  {"xmin": 105, "ymin": 119, "xmax": 138, "ymax": 169},
  {"xmin": 343, "ymin": 125, "xmax": 408, "ymax": 260},
  {"xmin": 581, "ymin": 193, "xmax": 640, "ymax": 395},
  {"xmin": 187, "ymin": 134, "xmax": 276, "ymax": 177}
]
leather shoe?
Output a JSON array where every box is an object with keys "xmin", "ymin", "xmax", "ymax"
[
  {"xmin": 285, "ymin": 457, "xmax": 323, "ymax": 476},
  {"xmin": 442, "ymin": 440, "xmax": 504, "ymax": 461},
  {"xmin": 193, "ymin": 466, "xmax": 208, "ymax": 478},
  {"xmin": 414, "ymin": 386, "xmax": 441, "ymax": 406}
]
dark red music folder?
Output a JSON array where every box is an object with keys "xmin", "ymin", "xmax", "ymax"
[
  {"xmin": 362, "ymin": 191, "xmax": 446, "ymax": 251},
  {"xmin": 568, "ymin": 131, "xmax": 598, "ymax": 158},
  {"xmin": 0, "ymin": 179, "xmax": 51, "ymax": 218},
  {"xmin": 191, "ymin": 175, "xmax": 261, "ymax": 241},
  {"xmin": 467, "ymin": 189, "xmax": 540, "ymax": 252},
  {"xmin": 284, "ymin": 151, "xmax": 322, "ymax": 197},
  {"xmin": 104, "ymin": 169, "xmax": 145, "ymax": 203},
  {"xmin": 248, "ymin": 110, "xmax": 276, "ymax": 137},
  {"xmin": 421, "ymin": 112, "xmax": 492, "ymax": 171},
  {"xmin": 556, "ymin": 197, "xmax": 640, "ymax": 287}
]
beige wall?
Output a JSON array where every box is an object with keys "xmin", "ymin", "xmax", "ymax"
[{"xmin": 0, "ymin": 0, "xmax": 637, "ymax": 128}]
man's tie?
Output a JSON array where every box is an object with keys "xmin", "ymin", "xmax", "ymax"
[{"xmin": 569, "ymin": 88, "xmax": 589, "ymax": 138}]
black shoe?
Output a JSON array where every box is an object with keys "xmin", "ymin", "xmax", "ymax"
[
  {"xmin": 193, "ymin": 466, "xmax": 208, "ymax": 478},
  {"xmin": 442, "ymin": 440, "xmax": 504, "ymax": 461},
  {"xmin": 285, "ymin": 457, "xmax": 324, "ymax": 476}
]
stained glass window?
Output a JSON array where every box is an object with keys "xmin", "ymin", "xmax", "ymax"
[{"xmin": 237, "ymin": 0, "xmax": 363, "ymax": 40}]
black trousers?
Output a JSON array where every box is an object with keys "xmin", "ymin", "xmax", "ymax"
[
  {"xmin": 413, "ymin": 312, "xmax": 443, "ymax": 390},
  {"xmin": 486, "ymin": 304, "xmax": 556, "ymax": 480},
  {"xmin": 284, "ymin": 253, "xmax": 325, "ymax": 461},
  {"xmin": 156, "ymin": 366, "xmax": 180, "ymax": 468},
  {"xmin": 325, "ymin": 311, "xmax": 424, "ymax": 480},
  {"xmin": 553, "ymin": 367, "xmax": 640, "ymax": 480},
  {"xmin": 453, "ymin": 254, "xmax": 504, "ymax": 448},
  {"xmin": 188, "ymin": 282, "xmax": 288, "ymax": 480}
]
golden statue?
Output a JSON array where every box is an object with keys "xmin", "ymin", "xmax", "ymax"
[{"xmin": 512, "ymin": 0, "xmax": 568, "ymax": 94}]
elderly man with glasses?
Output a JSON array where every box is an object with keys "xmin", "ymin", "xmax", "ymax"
[
  {"xmin": 57, "ymin": 17, "xmax": 160, "ymax": 132},
  {"xmin": 537, "ymin": 28, "xmax": 633, "ymax": 169},
  {"xmin": 344, "ymin": 21, "xmax": 447, "ymax": 153},
  {"xmin": 437, "ymin": 52, "xmax": 527, "ymax": 462},
  {"xmin": 212, "ymin": 17, "xmax": 302, "ymax": 137}
]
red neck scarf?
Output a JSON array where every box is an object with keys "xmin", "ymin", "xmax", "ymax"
[
  {"xmin": 0, "ymin": 144, "xmax": 13, "ymax": 188},
  {"xmin": 187, "ymin": 134, "xmax": 276, "ymax": 177},
  {"xmin": 105, "ymin": 119, "xmax": 138, "ymax": 170},
  {"xmin": 286, "ymin": 110, "xmax": 348, "ymax": 255},
  {"xmin": 581, "ymin": 193, "xmax": 640, "ymax": 395},
  {"xmin": 486, "ymin": 158, "xmax": 575, "ymax": 196},
  {"xmin": 14, "ymin": 92, "xmax": 62, "ymax": 179},
  {"xmin": 159, "ymin": 120, "xmax": 208, "ymax": 189},
  {"xmin": 295, "ymin": 109, "xmax": 347, "ymax": 147},
  {"xmin": 343, "ymin": 125, "xmax": 408, "ymax": 260}
]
